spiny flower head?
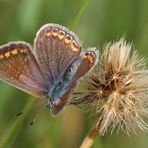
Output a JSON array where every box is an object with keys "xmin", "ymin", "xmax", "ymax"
[{"xmin": 72, "ymin": 39, "xmax": 148, "ymax": 135}]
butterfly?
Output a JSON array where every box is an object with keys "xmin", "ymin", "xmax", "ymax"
[{"xmin": 0, "ymin": 23, "xmax": 98, "ymax": 115}]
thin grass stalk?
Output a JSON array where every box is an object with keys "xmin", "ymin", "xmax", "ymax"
[{"xmin": 70, "ymin": 0, "xmax": 90, "ymax": 31}]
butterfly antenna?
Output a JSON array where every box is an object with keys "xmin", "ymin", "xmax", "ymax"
[
  {"xmin": 15, "ymin": 100, "xmax": 47, "ymax": 124},
  {"xmin": 29, "ymin": 103, "xmax": 46, "ymax": 126}
]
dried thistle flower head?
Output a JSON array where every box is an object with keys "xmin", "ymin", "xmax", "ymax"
[{"xmin": 72, "ymin": 39, "xmax": 148, "ymax": 136}]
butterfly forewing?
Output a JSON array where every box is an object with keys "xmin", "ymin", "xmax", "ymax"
[
  {"xmin": 33, "ymin": 24, "xmax": 82, "ymax": 88},
  {"xmin": 0, "ymin": 41, "xmax": 48, "ymax": 98}
]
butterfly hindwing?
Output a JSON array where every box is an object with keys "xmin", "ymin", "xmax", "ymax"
[
  {"xmin": 72, "ymin": 48, "xmax": 99, "ymax": 82},
  {"xmin": 0, "ymin": 41, "xmax": 48, "ymax": 98},
  {"xmin": 51, "ymin": 48, "xmax": 99, "ymax": 115}
]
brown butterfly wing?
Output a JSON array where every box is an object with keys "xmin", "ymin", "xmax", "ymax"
[
  {"xmin": 72, "ymin": 48, "xmax": 99, "ymax": 82},
  {"xmin": 0, "ymin": 41, "xmax": 48, "ymax": 98},
  {"xmin": 33, "ymin": 24, "xmax": 82, "ymax": 88},
  {"xmin": 51, "ymin": 48, "xmax": 99, "ymax": 115}
]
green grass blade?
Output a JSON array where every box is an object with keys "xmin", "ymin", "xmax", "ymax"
[
  {"xmin": 70, "ymin": 0, "xmax": 90, "ymax": 31},
  {"xmin": 0, "ymin": 98, "xmax": 35, "ymax": 148}
]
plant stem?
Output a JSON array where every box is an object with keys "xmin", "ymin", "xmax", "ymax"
[
  {"xmin": 70, "ymin": 0, "xmax": 90, "ymax": 31},
  {"xmin": 80, "ymin": 125, "xmax": 98, "ymax": 148}
]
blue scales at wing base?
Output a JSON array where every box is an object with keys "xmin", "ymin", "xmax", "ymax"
[{"xmin": 47, "ymin": 58, "xmax": 81, "ymax": 101}]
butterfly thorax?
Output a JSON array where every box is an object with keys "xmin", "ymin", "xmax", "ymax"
[{"xmin": 48, "ymin": 58, "xmax": 80, "ymax": 101}]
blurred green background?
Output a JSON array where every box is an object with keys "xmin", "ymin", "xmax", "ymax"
[{"xmin": 0, "ymin": 0, "xmax": 148, "ymax": 148}]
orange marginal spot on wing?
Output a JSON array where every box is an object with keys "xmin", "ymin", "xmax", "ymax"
[
  {"xmin": 84, "ymin": 55, "xmax": 94, "ymax": 64},
  {"xmin": 19, "ymin": 48, "xmax": 28, "ymax": 54},
  {"xmin": 0, "ymin": 54, "xmax": 4, "ymax": 60},
  {"xmin": 51, "ymin": 28, "xmax": 58, "ymax": 37},
  {"xmin": 64, "ymin": 34, "xmax": 72, "ymax": 44},
  {"xmin": 11, "ymin": 49, "xmax": 18, "ymax": 55},
  {"xmin": 71, "ymin": 40, "xmax": 80, "ymax": 52},
  {"xmin": 45, "ymin": 30, "xmax": 52, "ymax": 37},
  {"xmin": 4, "ymin": 51, "xmax": 10, "ymax": 58},
  {"xmin": 58, "ymin": 30, "xmax": 65, "ymax": 40}
]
